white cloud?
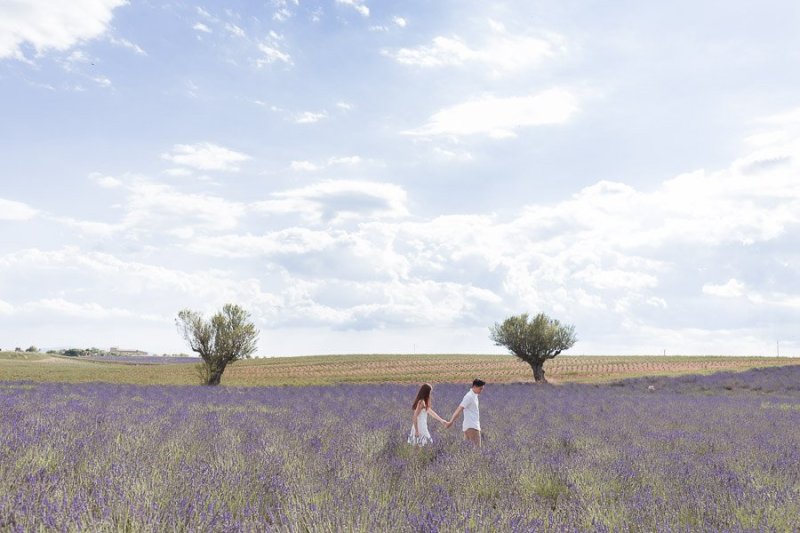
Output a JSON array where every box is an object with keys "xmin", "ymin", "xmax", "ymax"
[
  {"xmin": 336, "ymin": 101, "xmax": 354, "ymax": 111},
  {"xmin": 65, "ymin": 175, "xmax": 249, "ymax": 239},
  {"xmin": 328, "ymin": 155, "xmax": 362, "ymax": 166},
  {"xmin": 703, "ymin": 279, "xmax": 745, "ymax": 298},
  {"xmin": 252, "ymin": 180, "xmax": 409, "ymax": 223},
  {"xmin": 108, "ymin": 36, "xmax": 146, "ymax": 55},
  {"xmin": 162, "ymin": 168, "xmax": 194, "ymax": 177},
  {"xmin": 26, "ymin": 81, "xmax": 56, "ymax": 91},
  {"xmin": 161, "ymin": 142, "xmax": 251, "ymax": 172},
  {"xmin": 405, "ymin": 89, "xmax": 579, "ymax": 138},
  {"xmin": 0, "ymin": 0, "xmax": 127, "ymax": 60},
  {"xmin": 6, "ymin": 100, "xmax": 800, "ymax": 353},
  {"xmin": 256, "ymin": 32, "xmax": 292, "ymax": 66},
  {"xmin": 750, "ymin": 291, "xmax": 800, "ymax": 309},
  {"xmin": 271, "ymin": 0, "xmax": 297, "ymax": 22},
  {"xmin": 488, "ymin": 19, "xmax": 506, "ymax": 32},
  {"xmin": 574, "ymin": 265, "xmax": 659, "ymax": 290},
  {"xmin": 274, "ymin": 9, "xmax": 292, "ymax": 22},
  {"xmin": 12, "ymin": 119, "xmax": 798, "ymax": 341},
  {"xmin": 257, "ymin": 43, "xmax": 292, "ymax": 66},
  {"xmin": 64, "ymin": 49, "xmax": 91, "ymax": 67},
  {"xmin": 290, "ymin": 156, "xmax": 362, "ymax": 172},
  {"xmin": 242, "ymin": 114, "xmax": 797, "ymax": 334},
  {"xmin": 432, "ymin": 146, "xmax": 474, "ymax": 162},
  {"xmin": 21, "ymin": 298, "xmax": 162, "ymax": 321},
  {"xmin": 386, "ymin": 36, "xmax": 472, "ymax": 68},
  {"xmin": 225, "ymin": 23, "xmax": 245, "ymax": 38},
  {"xmin": 0, "ymin": 299, "xmax": 14, "ymax": 315},
  {"xmin": 393, "ymin": 16, "xmax": 407, "ymax": 28},
  {"xmin": 587, "ymin": 322, "xmax": 774, "ymax": 357},
  {"xmin": 185, "ymin": 80, "xmax": 200, "ymax": 99},
  {"xmin": 193, "ymin": 22, "xmax": 212, "ymax": 33},
  {"xmin": 0, "ymin": 247, "xmax": 282, "ymax": 323},
  {"xmin": 386, "ymin": 36, "xmax": 470, "ymax": 68},
  {"xmin": 121, "ymin": 178, "xmax": 246, "ymax": 234},
  {"xmin": 49, "ymin": 216, "xmax": 120, "ymax": 237},
  {"xmin": 520, "ymin": 165, "xmax": 798, "ymax": 254},
  {"xmin": 186, "ymin": 228, "xmax": 339, "ymax": 258},
  {"xmin": 384, "ymin": 26, "xmax": 558, "ymax": 73},
  {"xmin": 293, "ymin": 111, "xmax": 328, "ymax": 124},
  {"xmin": 92, "ymin": 75, "xmax": 112, "ymax": 88},
  {"xmin": 290, "ymin": 160, "xmax": 321, "ymax": 172},
  {"xmin": 320, "ymin": 279, "xmax": 501, "ymax": 328},
  {"xmin": 182, "ymin": 230, "xmax": 501, "ymax": 329},
  {"xmin": 336, "ymin": 0, "xmax": 369, "ymax": 17},
  {"xmin": 0, "ymin": 198, "xmax": 38, "ymax": 220}
]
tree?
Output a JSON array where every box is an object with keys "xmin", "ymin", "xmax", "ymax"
[
  {"xmin": 25, "ymin": 346, "xmax": 39, "ymax": 352},
  {"xmin": 490, "ymin": 313, "xmax": 577, "ymax": 383},
  {"xmin": 176, "ymin": 304, "xmax": 259, "ymax": 385}
]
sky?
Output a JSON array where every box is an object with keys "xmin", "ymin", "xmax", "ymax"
[{"xmin": 1, "ymin": 0, "xmax": 800, "ymax": 357}]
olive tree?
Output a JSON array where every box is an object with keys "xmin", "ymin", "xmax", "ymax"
[
  {"xmin": 176, "ymin": 304, "xmax": 259, "ymax": 385},
  {"xmin": 490, "ymin": 312, "xmax": 576, "ymax": 383}
]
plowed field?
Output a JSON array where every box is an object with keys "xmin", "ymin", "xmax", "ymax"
[
  {"xmin": 2, "ymin": 352, "xmax": 798, "ymax": 386},
  {"xmin": 223, "ymin": 354, "xmax": 800, "ymax": 385}
]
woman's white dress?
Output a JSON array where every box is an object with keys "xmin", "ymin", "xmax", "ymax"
[{"xmin": 408, "ymin": 409, "xmax": 433, "ymax": 445}]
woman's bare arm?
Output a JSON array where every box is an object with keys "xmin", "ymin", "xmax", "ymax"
[
  {"xmin": 427, "ymin": 407, "xmax": 447, "ymax": 424},
  {"xmin": 448, "ymin": 405, "xmax": 464, "ymax": 425}
]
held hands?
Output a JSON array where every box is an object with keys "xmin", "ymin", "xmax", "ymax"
[{"xmin": 444, "ymin": 420, "xmax": 454, "ymax": 429}]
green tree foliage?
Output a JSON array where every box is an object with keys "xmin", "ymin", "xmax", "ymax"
[
  {"xmin": 25, "ymin": 346, "xmax": 39, "ymax": 352},
  {"xmin": 490, "ymin": 313, "xmax": 577, "ymax": 383},
  {"xmin": 176, "ymin": 304, "xmax": 259, "ymax": 386}
]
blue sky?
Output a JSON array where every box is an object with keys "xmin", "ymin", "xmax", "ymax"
[{"xmin": 2, "ymin": 0, "xmax": 800, "ymax": 356}]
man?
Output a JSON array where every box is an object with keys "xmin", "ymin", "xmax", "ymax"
[{"xmin": 446, "ymin": 379, "xmax": 485, "ymax": 447}]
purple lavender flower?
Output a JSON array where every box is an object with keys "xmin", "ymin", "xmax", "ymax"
[{"xmin": 0, "ymin": 366, "xmax": 798, "ymax": 530}]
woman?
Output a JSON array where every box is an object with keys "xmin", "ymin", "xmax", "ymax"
[{"xmin": 407, "ymin": 383, "xmax": 448, "ymax": 446}]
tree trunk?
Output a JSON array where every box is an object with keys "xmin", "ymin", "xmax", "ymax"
[
  {"xmin": 206, "ymin": 364, "xmax": 226, "ymax": 386},
  {"xmin": 531, "ymin": 360, "xmax": 547, "ymax": 383}
]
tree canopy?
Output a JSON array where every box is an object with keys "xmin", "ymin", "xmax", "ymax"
[
  {"xmin": 490, "ymin": 312, "xmax": 577, "ymax": 383},
  {"xmin": 176, "ymin": 303, "xmax": 259, "ymax": 385}
]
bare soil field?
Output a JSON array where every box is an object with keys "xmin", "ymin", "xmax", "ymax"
[
  {"xmin": 2, "ymin": 351, "xmax": 798, "ymax": 386},
  {"xmin": 223, "ymin": 354, "xmax": 800, "ymax": 385}
]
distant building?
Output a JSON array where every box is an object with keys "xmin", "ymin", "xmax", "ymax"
[{"xmin": 109, "ymin": 347, "xmax": 149, "ymax": 356}]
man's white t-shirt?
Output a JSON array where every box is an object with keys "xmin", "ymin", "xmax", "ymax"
[{"xmin": 459, "ymin": 389, "xmax": 480, "ymax": 431}]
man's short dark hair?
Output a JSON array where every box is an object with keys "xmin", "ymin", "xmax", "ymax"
[{"xmin": 473, "ymin": 379, "xmax": 486, "ymax": 387}]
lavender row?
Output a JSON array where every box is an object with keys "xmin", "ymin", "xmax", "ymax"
[
  {"xmin": 76, "ymin": 355, "xmax": 200, "ymax": 364},
  {"xmin": 1, "ymin": 367, "xmax": 799, "ymax": 531}
]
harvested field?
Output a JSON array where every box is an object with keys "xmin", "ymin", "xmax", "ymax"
[
  {"xmin": 223, "ymin": 354, "xmax": 800, "ymax": 385},
  {"xmin": 2, "ymin": 351, "xmax": 798, "ymax": 386}
]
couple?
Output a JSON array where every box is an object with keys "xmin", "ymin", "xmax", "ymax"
[{"xmin": 407, "ymin": 379, "xmax": 485, "ymax": 448}]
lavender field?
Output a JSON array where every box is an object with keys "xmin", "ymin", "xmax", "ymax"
[{"xmin": 1, "ymin": 367, "xmax": 799, "ymax": 532}]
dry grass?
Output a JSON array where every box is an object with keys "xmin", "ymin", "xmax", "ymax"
[
  {"xmin": 0, "ymin": 353, "xmax": 197, "ymax": 385},
  {"xmin": 2, "ymin": 351, "xmax": 799, "ymax": 386}
]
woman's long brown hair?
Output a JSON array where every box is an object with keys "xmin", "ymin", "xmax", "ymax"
[{"xmin": 412, "ymin": 383, "xmax": 432, "ymax": 410}]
